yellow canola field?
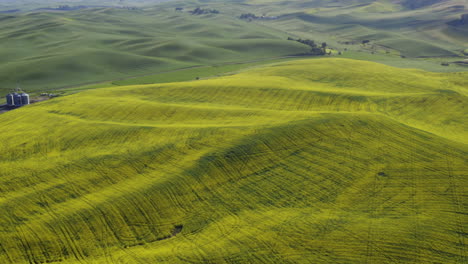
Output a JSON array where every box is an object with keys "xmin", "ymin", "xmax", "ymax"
[{"xmin": 0, "ymin": 58, "xmax": 466, "ymax": 263}]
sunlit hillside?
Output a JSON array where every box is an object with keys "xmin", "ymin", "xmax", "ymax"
[{"xmin": 0, "ymin": 58, "xmax": 466, "ymax": 263}]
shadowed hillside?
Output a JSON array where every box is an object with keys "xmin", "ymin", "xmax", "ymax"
[
  {"xmin": 0, "ymin": 58, "xmax": 466, "ymax": 263},
  {"xmin": 401, "ymin": 0, "xmax": 448, "ymax": 9}
]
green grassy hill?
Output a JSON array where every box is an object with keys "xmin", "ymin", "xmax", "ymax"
[
  {"xmin": 0, "ymin": 58, "xmax": 466, "ymax": 263},
  {"xmin": 224, "ymin": 0, "xmax": 467, "ymax": 58},
  {"xmin": 1, "ymin": 0, "xmax": 467, "ymax": 97},
  {"xmin": 0, "ymin": 6, "xmax": 309, "ymax": 95}
]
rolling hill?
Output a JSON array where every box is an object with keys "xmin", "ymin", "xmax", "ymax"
[
  {"xmin": 0, "ymin": 5, "xmax": 309, "ymax": 95},
  {"xmin": 224, "ymin": 0, "xmax": 467, "ymax": 57},
  {"xmin": 0, "ymin": 58, "xmax": 466, "ymax": 263},
  {"xmin": 0, "ymin": 0, "xmax": 160, "ymax": 12},
  {"xmin": 1, "ymin": 0, "xmax": 467, "ymax": 97}
]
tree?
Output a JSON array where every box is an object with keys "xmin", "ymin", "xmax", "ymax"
[
  {"xmin": 311, "ymin": 47, "xmax": 325, "ymax": 55},
  {"xmin": 321, "ymin": 42, "xmax": 327, "ymax": 53},
  {"xmin": 240, "ymin": 13, "xmax": 257, "ymax": 20},
  {"xmin": 191, "ymin": 7, "xmax": 201, "ymax": 14}
]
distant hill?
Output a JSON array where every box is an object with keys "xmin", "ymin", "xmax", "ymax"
[
  {"xmin": 0, "ymin": 6, "xmax": 309, "ymax": 95},
  {"xmin": 0, "ymin": 0, "xmax": 157, "ymax": 12},
  {"xmin": 448, "ymin": 13, "xmax": 468, "ymax": 26},
  {"xmin": 229, "ymin": 0, "xmax": 467, "ymax": 58},
  {"xmin": 400, "ymin": 0, "xmax": 449, "ymax": 9},
  {"xmin": 0, "ymin": 0, "xmax": 466, "ymax": 97}
]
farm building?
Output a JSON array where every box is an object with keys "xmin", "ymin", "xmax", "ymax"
[{"xmin": 6, "ymin": 90, "xmax": 29, "ymax": 107}]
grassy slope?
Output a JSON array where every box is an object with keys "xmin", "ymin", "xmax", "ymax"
[
  {"xmin": 229, "ymin": 0, "xmax": 467, "ymax": 58},
  {"xmin": 0, "ymin": 58, "xmax": 466, "ymax": 263},
  {"xmin": 1, "ymin": 0, "xmax": 467, "ymax": 97},
  {"xmin": 0, "ymin": 6, "xmax": 309, "ymax": 95}
]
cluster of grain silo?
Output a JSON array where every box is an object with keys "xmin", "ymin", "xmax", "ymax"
[{"xmin": 6, "ymin": 92, "xmax": 29, "ymax": 107}]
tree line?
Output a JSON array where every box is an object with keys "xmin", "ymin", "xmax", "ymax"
[
  {"xmin": 288, "ymin": 37, "xmax": 328, "ymax": 55},
  {"xmin": 190, "ymin": 7, "xmax": 220, "ymax": 15}
]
